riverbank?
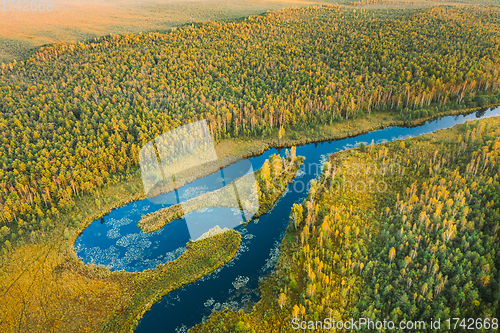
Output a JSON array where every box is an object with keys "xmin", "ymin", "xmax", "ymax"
[
  {"xmin": 216, "ymin": 103, "xmax": 499, "ymax": 158},
  {"xmin": 138, "ymin": 152, "xmax": 304, "ymax": 233}
]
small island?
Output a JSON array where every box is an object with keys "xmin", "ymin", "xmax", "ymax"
[{"xmin": 138, "ymin": 147, "xmax": 304, "ymax": 233}]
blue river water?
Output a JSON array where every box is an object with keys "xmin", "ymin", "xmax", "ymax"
[{"xmin": 74, "ymin": 107, "xmax": 500, "ymax": 332}]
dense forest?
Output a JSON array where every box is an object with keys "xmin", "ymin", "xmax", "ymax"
[
  {"xmin": 1, "ymin": 5, "xmax": 500, "ymax": 251},
  {"xmin": 192, "ymin": 117, "xmax": 500, "ymax": 332}
]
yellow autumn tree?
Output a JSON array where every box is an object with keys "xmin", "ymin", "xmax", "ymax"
[
  {"xmin": 278, "ymin": 293, "xmax": 287, "ymax": 310},
  {"xmin": 389, "ymin": 247, "xmax": 396, "ymax": 263}
]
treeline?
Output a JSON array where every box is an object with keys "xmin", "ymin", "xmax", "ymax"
[{"xmin": 1, "ymin": 5, "xmax": 500, "ymax": 249}]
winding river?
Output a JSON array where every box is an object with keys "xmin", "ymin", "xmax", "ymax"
[{"xmin": 75, "ymin": 107, "xmax": 500, "ymax": 332}]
